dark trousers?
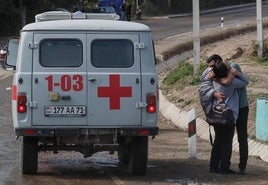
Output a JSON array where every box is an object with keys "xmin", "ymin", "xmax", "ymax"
[
  {"xmin": 210, "ymin": 124, "xmax": 235, "ymax": 172},
  {"xmin": 236, "ymin": 106, "xmax": 249, "ymax": 170}
]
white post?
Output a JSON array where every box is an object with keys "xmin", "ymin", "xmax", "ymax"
[
  {"xmin": 188, "ymin": 109, "xmax": 197, "ymax": 159},
  {"xmin": 221, "ymin": 17, "xmax": 224, "ymax": 28},
  {"xmin": 257, "ymin": 0, "xmax": 263, "ymax": 58},
  {"xmin": 136, "ymin": 0, "xmax": 139, "ymax": 9},
  {"xmin": 168, "ymin": 0, "xmax": 171, "ymax": 8},
  {"xmin": 192, "ymin": 0, "xmax": 200, "ymax": 75}
]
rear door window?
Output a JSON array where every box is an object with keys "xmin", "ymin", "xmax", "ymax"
[
  {"xmin": 91, "ymin": 39, "xmax": 134, "ymax": 68},
  {"xmin": 40, "ymin": 39, "xmax": 83, "ymax": 67}
]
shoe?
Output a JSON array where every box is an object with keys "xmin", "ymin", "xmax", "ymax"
[
  {"xmin": 220, "ymin": 169, "xmax": 236, "ymax": 174},
  {"xmin": 238, "ymin": 169, "xmax": 246, "ymax": 175},
  {"xmin": 209, "ymin": 168, "xmax": 220, "ymax": 173}
]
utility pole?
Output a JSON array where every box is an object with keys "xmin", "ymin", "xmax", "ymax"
[
  {"xmin": 168, "ymin": 0, "xmax": 171, "ymax": 9},
  {"xmin": 192, "ymin": 0, "xmax": 200, "ymax": 75},
  {"xmin": 257, "ymin": 0, "xmax": 263, "ymax": 58},
  {"xmin": 19, "ymin": 0, "xmax": 26, "ymax": 27}
]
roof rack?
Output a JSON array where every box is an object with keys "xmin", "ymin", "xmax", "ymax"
[{"xmin": 35, "ymin": 11, "xmax": 120, "ymax": 22}]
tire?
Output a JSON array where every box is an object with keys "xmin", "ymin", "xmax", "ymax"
[
  {"xmin": 128, "ymin": 136, "xmax": 148, "ymax": 175},
  {"xmin": 21, "ymin": 137, "xmax": 38, "ymax": 174}
]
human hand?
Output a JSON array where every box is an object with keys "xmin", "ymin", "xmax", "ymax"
[
  {"xmin": 214, "ymin": 92, "xmax": 225, "ymax": 100},
  {"xmin": 208, "ymin": 69, "xmax": 214, "ymax": 79},
  {"xmin": 230, "ymin": 68, "xmax": 239, "ymax": 76}
]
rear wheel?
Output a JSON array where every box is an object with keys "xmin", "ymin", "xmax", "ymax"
[
  {"xmin": 21, "ymin": 137, "xmax": 38, "ymax": 174},
  {"xmin": 128, "ymin": 136, "xmax": 148, "ymax": 175}
]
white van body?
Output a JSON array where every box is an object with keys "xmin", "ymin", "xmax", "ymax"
[{"xmin": 5, "ymin": 14, "xmax": 158, "ymax": 175}]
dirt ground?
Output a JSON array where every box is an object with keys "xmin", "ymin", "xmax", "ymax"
[
  {"xmin": 148, "ymin": 114, "xmax": 268, "ymax": 185},
  {"xmin": 161, "ymin": 26, "xmax": 268, "ymax": 140}
]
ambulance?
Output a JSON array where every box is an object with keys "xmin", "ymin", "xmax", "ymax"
[{"xmin": 4, "ymin": 11, "xmax": 159, "ymax": 175}]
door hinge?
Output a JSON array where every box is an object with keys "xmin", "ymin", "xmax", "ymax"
[
  {"xmin": 28, "ymin": 101, "xmax": 38, "ymax": 108},
  {"xmin": 28, "ymin": 42, "xmax": 38, "ymax": 49},
  {"xmin": 136, "ymin": 102, "xmax": 147, "ymax": 108},
  {"xmin": 135, "ymin": 43, "xmax": 145, "ymax": 50}
]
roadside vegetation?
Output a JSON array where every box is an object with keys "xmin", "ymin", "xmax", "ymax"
[
  {"xmin": 163, "ymin": 38, "xmax": 268, "ymax": 88},
  {"xmin": 161, "ymin": 35, "xmax": 268, "ymax": 139}
]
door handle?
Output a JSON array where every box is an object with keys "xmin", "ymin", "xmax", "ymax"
[
  {"xmin": 61, "ymin": 95, "xmax": 71, "ymax": 100},
  {"xmin": 89, "ymin": 78, "xmax": 97, "ymax": 83}
]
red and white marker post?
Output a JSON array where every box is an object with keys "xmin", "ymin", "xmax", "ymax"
[{"xmin": 188, "ymin": 109, "xmax": 197, "ymax": 159}]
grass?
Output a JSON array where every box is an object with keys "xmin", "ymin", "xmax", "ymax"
[
  {"xmin": 162, "ymin": 61, "xmax": 208, "ymax": 88},
  {"xmin": 163, "ymin": 38, "xmax": 268, "ymax": 89}
]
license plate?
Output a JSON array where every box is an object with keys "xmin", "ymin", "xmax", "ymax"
[{"xmin": 45, "ymin": 105, "xmax": 86, "ymax": 117}]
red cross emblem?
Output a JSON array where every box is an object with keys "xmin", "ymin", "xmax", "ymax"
[{"xmin": 98, "ymin": 74, "xmax": 132, "ymax": 110}]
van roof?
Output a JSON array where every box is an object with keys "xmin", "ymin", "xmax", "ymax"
[{"xmin": 22, "ymin": 19, "xmax": 151, "ymax": 32}]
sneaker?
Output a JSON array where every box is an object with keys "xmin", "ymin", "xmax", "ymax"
[
  {"xmin": 220, "ymin": 169, "xmax": 236, "ymax": 174},
  {"xmin": 209, "ymin": 168, "xmax": 220, "ymax": 173},
  {"xmin": 238, "ymin": 169, "xmax": 246, "ymax": 175}
]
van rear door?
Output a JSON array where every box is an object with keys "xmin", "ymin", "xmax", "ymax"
[
  {"xmin": 32, "ymin": 34, "xmax": 87, "ymax": 126},
  {"xmin": 87, "ymin": 34, "xmax": 142, "ymax": 126}
]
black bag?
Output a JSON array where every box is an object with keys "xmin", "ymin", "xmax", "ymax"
[{"xmin": 205, "ymin": 101, "xmax": 234, "ymax": 126}]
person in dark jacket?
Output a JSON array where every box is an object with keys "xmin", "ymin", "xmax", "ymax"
[
  {"xmin": 120, "ymin": 0, "xmax": 126, "ymax": 21},
  {"xmin": 227, "ymin": 61, "xmax": 249, "ymax": 175},
  {"xmin": 126, "ymin": 2, "xmax": 132, "ymax": 21}
]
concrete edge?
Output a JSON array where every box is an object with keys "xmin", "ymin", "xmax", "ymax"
[{"xmin": 159, "ymin": 89, "xmax": 268, "ymax": 162}]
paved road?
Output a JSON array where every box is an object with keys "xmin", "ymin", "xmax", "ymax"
[{"xmin": 140, "ymin": 3, "xmax": 268, "ymax": 40}]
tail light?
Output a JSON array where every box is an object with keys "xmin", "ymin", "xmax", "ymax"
[
  {"xmin": 146, "ymin": 93, "xmax": 156, "ymax": 113},
  {"xmin": 0, "ymin": 49, "xmax": 6, "ymax": 60},
  {"xmin": 24, "ymin": 129, "xmax": 36, "ymax": 135},
  {"xmin": 17, "ymin": 93, "xmax": 27, "ymax": 113}
]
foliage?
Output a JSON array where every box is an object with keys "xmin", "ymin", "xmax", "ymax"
[
  {"xmin": 0, "ymin": 0, "xmax": 99, "ymax": 36},
  {"xmin": 163, "ymin": 61, "xmax": 208, "ymax": 87},
  {"xmin": 141, "ymin": 0, "xmax": 160, "ymax": 16},
  {"xmin": 251, "ymin": 39, "xmax": 268, "ymax": 64}
]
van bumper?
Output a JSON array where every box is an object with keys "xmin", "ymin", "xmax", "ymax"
[{"xmin": 15, "ymin": 127, "xmax": 159, "ymax": 137}]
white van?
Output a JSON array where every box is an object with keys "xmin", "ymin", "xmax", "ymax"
[{"xmin": 4, "ymin": 12, "xmax": 159, "ymax": 175}]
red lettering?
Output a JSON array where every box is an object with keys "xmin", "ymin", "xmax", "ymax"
[
  {"xmin": 45, "ymin": 75, "xmax": 53, "ymax": 91},
  {"xmin": 73, "ymin": 75, "xmax": 83, "ymax": 91},
  {"xmin": 45, "ymin": 75, "xmax": 83, "ymax": 92},
  {"xmin": 61, "ymin": 75, "xmax": 72, "ymax": 91}
]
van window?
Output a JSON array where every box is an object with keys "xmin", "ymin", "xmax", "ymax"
[
  {"xmin": 40, "ymin": 39, "xmax": 82, "ymax": 67},
  {"xmin": 91, "ymin": 39, "xmax": 134, "ymax": 68}
]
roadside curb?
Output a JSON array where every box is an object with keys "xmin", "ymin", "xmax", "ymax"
[
  {"xmin": 159, "ymin": 87, "xmax": 268, "ymax": 162},
  {"xmin": 156, "ymin": 30, "xmax": 268, "ymax": 163}
]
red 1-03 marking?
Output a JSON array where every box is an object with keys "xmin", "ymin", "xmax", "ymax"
[{"xmin": 45, "ymin": 75, "xmax": 83, "ymax": 91}]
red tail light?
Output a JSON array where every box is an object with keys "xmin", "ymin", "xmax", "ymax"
[
  {"xmin": 24, "ymin": 129, "xmax": 36, "ymax": 135},
  {"xmin": 146, "ymin": 93, "xmax": 156, "ymax": 113},
  {"xmin": 0, "ymin": 49, "xmax": 6, "ymax": 60},
  {"xmin": 17, "ymin": 93, "xmax": 27, "ymax": 113},
  {"xmin": 139, "ymin": 129, "xmax": 150, "ymax": 135}
]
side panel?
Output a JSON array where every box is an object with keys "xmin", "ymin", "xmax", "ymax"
[
  {"xmin": 140, "ymin": 33, "xmax": 159, "ymax": 127},
  {"xmin": 32, "ymin": 34, "xmax": 87, "ymax": 126},
  {"xmin": 12, "ymin": 32, "xmax": 33, "ymax": 129}
]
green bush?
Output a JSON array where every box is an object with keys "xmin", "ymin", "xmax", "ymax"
[
  {"xmin": 251, "ymin": 39, "xmax": 268, "ymax": 64},
  {"xmin": 163, "ymin": 61, "xmax": 208, "ymax": 87}
]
